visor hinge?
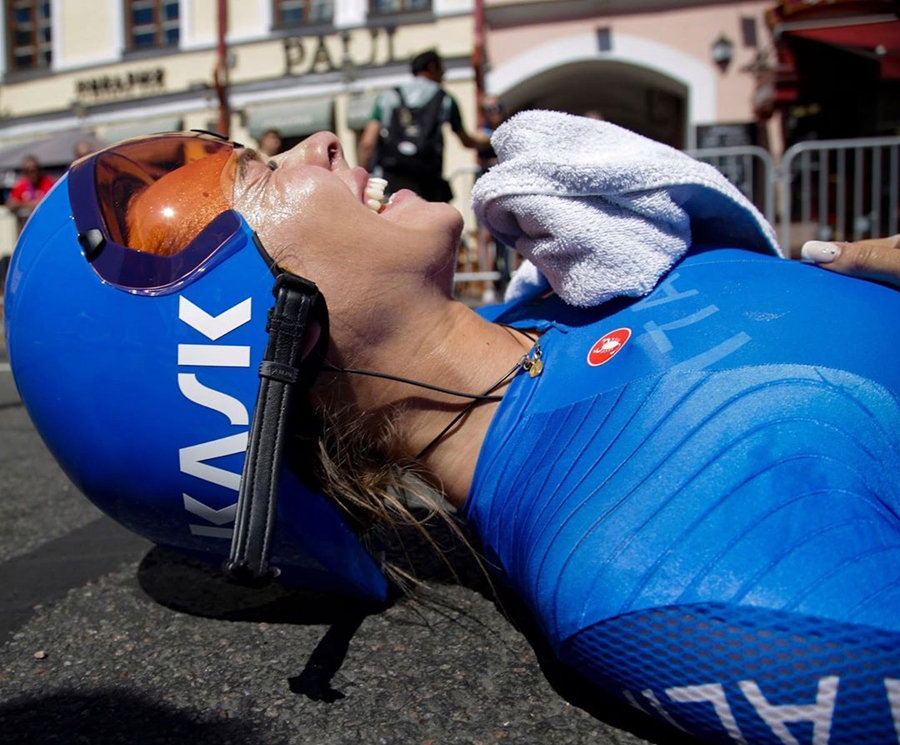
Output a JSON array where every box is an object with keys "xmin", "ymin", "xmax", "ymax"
[{"xmin": 77, "ymin": 229, "xmax": 105, "ymax": 261}]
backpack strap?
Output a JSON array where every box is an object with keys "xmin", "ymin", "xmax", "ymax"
[{"xmin": 419, "ymin": 88, "xmax": 446, "ymax": 138}]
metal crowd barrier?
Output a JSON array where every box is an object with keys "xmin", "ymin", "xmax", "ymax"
[
  {"xmin": 687, "ymin": 145, "xmax": 777, "ymax": 229},
  {"xmin": 778, "ymin": 136, "xmax": 900, "ymax": 254},
  {"xmin": 691, "ymin": 136, "xmax": 900, "ymax": 258},
  {"xmin": 458, "ymin": 136, "xmax": 900, "ymax": 270},
  {"xmin": 447, "ymin": 164, "xmax": 505, "ymax": 291}
]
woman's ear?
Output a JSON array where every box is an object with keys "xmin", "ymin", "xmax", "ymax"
[{"xmin": 301, "ymin": 320, "xmax": 322, "ymax": 361}]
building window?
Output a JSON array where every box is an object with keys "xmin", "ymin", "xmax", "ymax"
[
  {"xmin": 274, "ymin": 0, "xmax": 334, "ymax": 28},
  {"xmin": 370, "ymin": 0, "xmax": 431, "ymax": 15},
  {"xmin": 127, "ymin": 0, "xmax": 180, "ymax": 49},
  {"xmin": 6, "ymin": 0, "xmax": 52, "ymax": 72}
]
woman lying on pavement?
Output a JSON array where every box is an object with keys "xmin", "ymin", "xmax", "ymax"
[{"xmin": 6, "ymin": 113, "xmax": 900, "ymax": 745}]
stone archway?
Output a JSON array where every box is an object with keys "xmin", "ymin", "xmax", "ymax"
[{"xmin": 488, "ymin": 31, "xmax": 716, "ymax": 149}]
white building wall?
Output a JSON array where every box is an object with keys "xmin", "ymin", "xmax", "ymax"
[
  {"xmin": 181, "ymin": 0, "xmax": 271, "ymax": 49},
  {"xmin": 54, "ymin": 0, "xmax": 124, "ymax": 70}
]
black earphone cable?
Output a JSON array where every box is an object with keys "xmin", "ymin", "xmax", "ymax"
[
  {"xmin": 412, "ymin": 353, "xmax": 530, "ymax": 460},
  {"xmin": 320, "ymin": 329, "xmax": 542, "ymax": 461},
  {"xmin": 320, "ymin": 362, "xmax": 506, "ymax": 401}
]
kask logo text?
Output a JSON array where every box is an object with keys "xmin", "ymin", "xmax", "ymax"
[{"xmin": 176, "ymin": 296, "xmax": 253, "ymax": 539}]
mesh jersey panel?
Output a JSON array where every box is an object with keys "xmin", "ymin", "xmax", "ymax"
[{"xmin": 563, "ymin": 604, "xmax": 900, "ymax": 744}]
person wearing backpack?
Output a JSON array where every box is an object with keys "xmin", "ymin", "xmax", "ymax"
[{"xmin": 358, "ymin": 49, "xmax": 488, "ymax": 203}]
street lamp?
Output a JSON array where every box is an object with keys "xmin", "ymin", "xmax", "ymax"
[{"xmin": 711, "ymin": 34, "xmax": 735, "ymax": 71}]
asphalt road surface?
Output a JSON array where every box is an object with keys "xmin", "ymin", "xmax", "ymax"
[{"xmin": 0, "ymin": 330, "xmax": 696, "ymax": 745}]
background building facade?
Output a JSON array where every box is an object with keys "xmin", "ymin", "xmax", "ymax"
[
  {"xmin": 483, "ymin": 0, "xmax": 776, "ymax": 151},
  {"xmin": 0, "ymin": 0, "xmax": 483, "ymax": 253},
  {"xmin": 0, "ymin": 0, "xmax": 895, "ymax": 257}
]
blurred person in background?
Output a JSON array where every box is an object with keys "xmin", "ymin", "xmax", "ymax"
[
  {"xmin": 357, "ymin": 49, "xmax": 487, "ymax": 203},
  {"xmin": 476, "ymin": 95, "xmax": 508, "ymax": 303},
  {"xmin": 72, "ymin": 140, "xmax": 96, "ymax": 161},
  {"xmin": 258, "ymin": 128, "xmax": 283, "ymax": 158},
  {"xmin": 6, "ymin": 155, "xmax": 56, "ymax": 232}
]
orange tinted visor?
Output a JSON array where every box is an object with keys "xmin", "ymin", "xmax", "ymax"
[{"xmin": 92, "ymin": 132, "xmax": 238, "ymax": 256}]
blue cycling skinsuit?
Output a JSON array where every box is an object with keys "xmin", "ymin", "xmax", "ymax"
[{"xmin": 468, "ymin": 247, "xmax": 900, "ymax": 744}]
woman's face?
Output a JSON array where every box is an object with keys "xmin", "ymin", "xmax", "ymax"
[
  {"xmin": 230, "ymin": 132, "xmax": 463, "ymax": 296},
  {"xmin": 481, "ymin": 98, "xmax": 505, "ymax": 128}
]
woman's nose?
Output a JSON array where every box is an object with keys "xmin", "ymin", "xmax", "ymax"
[{"xmin": 290, "ymin": 131, "xmax": 344, "ymax": 169}]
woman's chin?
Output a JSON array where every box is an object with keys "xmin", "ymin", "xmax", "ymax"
[
  {"xmin": 382, "ymin": 190, "xmax": 461, "ymax": 226},
  {"xmin": 381, "ymin": 188, "xmax": 416, "ymax": 211}
]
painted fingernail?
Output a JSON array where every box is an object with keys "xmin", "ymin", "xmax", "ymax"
[{"xmin": 801, "ymin": 241, "xmax": 842, "ymax": 264}]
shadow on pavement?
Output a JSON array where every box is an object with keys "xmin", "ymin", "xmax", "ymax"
[
  {"xmin": 137, "ymin": 545, "xmax": 393, "ymax": 707},
  {"xmin": 137, "ymin": 545, "xmax": 391, "ymax": 626},
  {"xmin": 0, "ymin": 688, "xmax": 269, "ymax": 745},
  {"xmin": 135, "ymin": 515, "xmax": 484, "ymax": 709},
  {"xmin": 136, "ymin": 517, "xmax": 698, "ymax": 745},
  {"xmin": 135, "ymin": 507, "xmax": 495, "ymax": 628}
]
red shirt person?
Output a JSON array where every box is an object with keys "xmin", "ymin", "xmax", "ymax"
[{"xmin": 6, "ymin": 155, "xmax": 56, "ymax": 229}]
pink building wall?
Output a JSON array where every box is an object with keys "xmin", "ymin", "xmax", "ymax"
[{"xmin": 485, "ymin": 1, "xmax": 779, "ymax": 149}]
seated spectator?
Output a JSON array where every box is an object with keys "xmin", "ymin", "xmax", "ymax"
[
  {"xmin": 72, "ymin": 140, "xmax": 96, "ymax": 161},
  {"xmin": 258, "ymin": 128, "xmax": 283, "ymax": 157}
]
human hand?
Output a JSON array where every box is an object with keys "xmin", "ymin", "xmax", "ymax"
[{"xmin": 801, "ymin": 235, "xmax": 900, "ymax": 288}]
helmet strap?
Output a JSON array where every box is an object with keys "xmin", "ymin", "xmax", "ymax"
[{"xmin": 224, "ymin": 271, "xmax": 324, "ymax": 586}]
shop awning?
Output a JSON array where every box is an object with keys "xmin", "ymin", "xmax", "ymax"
[
  {"xmin": 0, "ymin": 128, "xmax": 105, "ymax": 170},
  {"xmin": 244, "ymin": 97, "xmax": 334, "ymax": 140},
  {"xmin": 779, "ymin": 17, "xmax": 900, "ymax": 77},
  {"xmin": 346, "ymin": 92, "xmax": 378, "ymax": 131},
  {"xmin": 783, "ymin": 18, "xmax": 900, "ymax": 49},
  {"xmin": 101, "ymin": 115, "xmax": 184, "ymax": 144},
  {"xmin": 767, "ymin": 0, "xmax": 900, "ymax": 78}
]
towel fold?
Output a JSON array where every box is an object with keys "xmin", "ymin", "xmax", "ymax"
[{"xmin": 471, "ymin": 110, "xmax": 781, "ymax": 307}]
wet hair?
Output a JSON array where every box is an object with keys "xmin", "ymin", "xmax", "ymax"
[
  {"xmin": 308, "ymin": 405, "xmax": 494, "ymax": 598},
  {"xmin": 302, "ymin": 400, "xmax": 466, "ymax": 590}
]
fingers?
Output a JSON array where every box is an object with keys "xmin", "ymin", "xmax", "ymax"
[{"xmin": 800, "ymin": 235, "xmax": 900, "ymax": 288}]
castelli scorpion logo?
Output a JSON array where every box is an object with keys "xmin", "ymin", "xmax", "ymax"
[{"xmin": 587, "ymin": 328, "xmax": 632, "ymax": 367}]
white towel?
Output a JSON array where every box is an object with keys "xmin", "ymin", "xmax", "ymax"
[{"xmin": 471, "ymin": 110, "xmax": 782, "ymax": 307}]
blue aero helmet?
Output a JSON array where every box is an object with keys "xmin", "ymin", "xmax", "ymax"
[{"xmin": 3, "ymin": 130, "xmax": 389, "ymax": 601}]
